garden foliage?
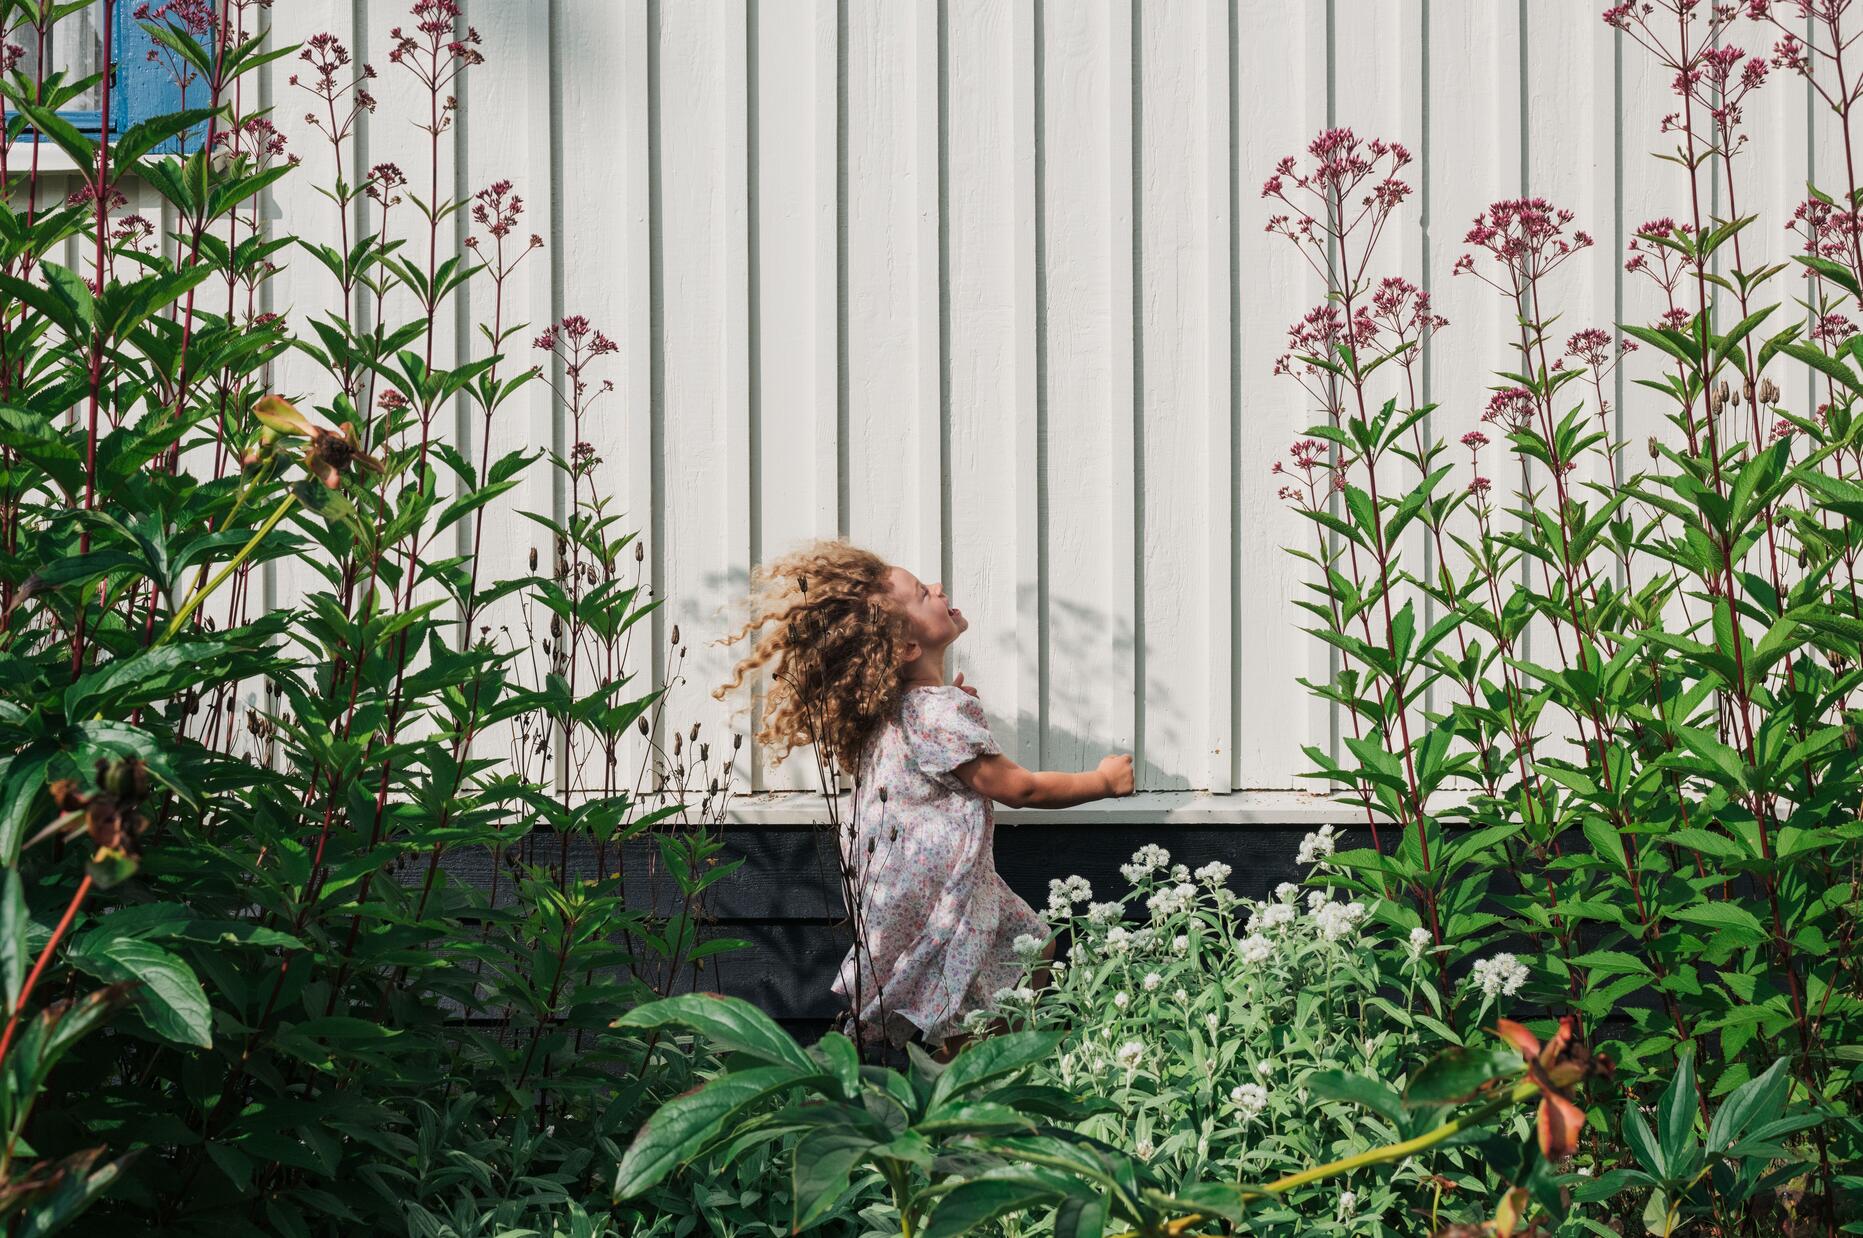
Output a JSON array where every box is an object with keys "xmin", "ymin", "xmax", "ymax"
[{"xmin": 0, "ymin": 2, "xmax": 739, "ymax": 1233}]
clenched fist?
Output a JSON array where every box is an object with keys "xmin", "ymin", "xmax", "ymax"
[{"xmin": 1097, "ymin": 753, "xmax": 1135, "ymax": 798}]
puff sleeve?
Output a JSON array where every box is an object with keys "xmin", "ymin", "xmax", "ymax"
[{"xmin": 901, "ymin": 688, "xmax": 1002, "ymax": 790}]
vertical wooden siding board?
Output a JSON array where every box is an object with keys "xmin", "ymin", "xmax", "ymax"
[
  {"xmin": 1104, "ymin": 0, "xmax": 1137, "ymax": 762},
  {"xmin": 723, "ymin": 0, "xmax": 753, "ymax": 684},
  {"xmin": 913, "ymin": 0, "xmax": 944, "ymax": 589},
  {"xmin": 1224, "ymin": 0, "xmax": 1330, "ymax": 786},
  {"xmin": 458, "ymin": 0, "xmax": 556, "ymax": 768},
  {"xmin": 844, "ymin": 1, "xmax": 915, "ymax": 566},
  {"xmin": 1013, "ymin": 1, "xmax": 1040, "ymax": 771},
  {"xmin": 265, "ymin": 0, "xmax": 357, "ymax": 620},
  {"xmin": 1202, "ymin": 0, "xmax": 1232, "ymax": 795},
  {"xmin": 1774, "ymin": 14, "xmax": 1812, "ymax": 422},
  {"xmin": 742, "ymin": 2, "xmax": 827, "ymax": 791},
  {"xmin": 943, "ymin": 0, "xmax": 1020, "ymax": 761},
  {"xmin": 1040, "ymin": 0, "xmax": 1110, "ymax": 778},
  {"xmin": 818, "ymin": 0, "xmax": 843, "ymax": 545},
  {"xmin": 654, "ymin": 4, "xmax": 739, "ymax": 768},
  {"xmin": 1426, "ymin": 0, "xmax": 1519, "ymax": 670},
  {"xmin": 620, "ymin": 0, "xmax": 656, "ymax": 784},
  {"xmin": 1133, "ymin": 2, "xmax": 1209, "ymax": 791}
]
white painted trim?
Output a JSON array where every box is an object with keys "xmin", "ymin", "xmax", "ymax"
[{"xmin": 719, "ymin": 787, "xmax": 1373, "ymax": 828}]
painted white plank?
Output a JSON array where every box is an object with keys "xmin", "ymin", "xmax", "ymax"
[
  {"xmin": 843, "ymin": 0, "xmax": 917, "ymax": 565},
  {"xmin": 651, "ymin": 0, "xmax": 731, "ymax": 774},
  {"xmin": 912, "ymin": 0, "xmax": 943, "ymax": 584},
  {"xmin": 1133, "ymin": 0, "xmax": 1212, "ymax": 790},
  {"xmin": 1012, "ymin": 0, "xmax": 1040, "ymax": 772},
  {"xmin": 1202, "ymin": 0, "xmax": 1232, "ymax": 795},
  {"xmin": 1103, "ymin": 0, "xmax": 1138, "ymax": 767},
  {"xmin": 260, "ymin": 0, "xmax": 357, "ymax": 622},
  {"xmin": 721, "ymin": 0, "xmax": 754, "ymax": 776},
  {"xmin": 943, "ymin": 0, "xmax": 1023, "ymax": 763},
  {"xmin": 1040, "ymin": 0, "xmax": 1112, "ymax": 778},
  {"xmin": 1235, "ymin": 0, "xmax": 1326, "ymax": 791}
]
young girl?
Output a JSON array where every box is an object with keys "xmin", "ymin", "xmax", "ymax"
[{"xmin": 716, "ymin": 539, "xmax": 1134, "ymax": 1056}]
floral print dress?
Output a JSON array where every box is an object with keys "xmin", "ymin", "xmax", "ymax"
[{"xmin": 831, "ymin": 685, "xmax": 1045, "ymax": 1048}]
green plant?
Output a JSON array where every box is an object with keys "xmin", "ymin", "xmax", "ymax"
[
  {"xmin": 1263, "ymin": 2, "xmax": 1862, "ymax": 1228},
  {"xmin": 611, "ymin": 993, "xmax": 1609, "ymax": 1238},
  {"xmin": 1571, "ymin": 1051, "xmax": 1825, "ymax": 1237},
  {"xmin": 0, "ymin": 2, "xmax": 740, "ymax": 1232}
]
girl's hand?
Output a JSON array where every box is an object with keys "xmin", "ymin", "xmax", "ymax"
[
  {"xmin": 953, "ymin": 671, "xmax": 979, "ymax": 700},
  {"xmin": 1097, "ymin": 753, "xmax": 1135, "ymax": 798}
]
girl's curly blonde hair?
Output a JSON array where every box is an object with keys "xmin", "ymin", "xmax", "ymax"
[{"xmin": 714, "ymin": 539, "xmax": 907, "ymax": 771}]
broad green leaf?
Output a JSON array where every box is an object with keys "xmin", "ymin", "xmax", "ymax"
[
  {"xmin": 928, "ymin": 1029, "xmax": 1065, "ymax": 1110},
  {"xmin": 922, "ymin": 1172, "xmax": 1081, "ymax": 1238},
  {"xmin": 66, "ymin": 936, "xmax": 212, "ymax": 1048},
  {"xmin": 1306, "ymin": 1070, "xmax": 1407, "ymax": 1123},
  {"xmin": 1658, "ymin": 1048, "xmax": 1699, "ymax": 1166},
  {"xmin": 791, "ymin": 1127, "xmax": 876, "ymax": 1231},
  {"xmin": 1, "ymin": 870, "xmax": 26, "ymax": 1015},
  {"xmin": 613, "ymin": 1065, "xmax": 805, "ymax": 1199},
  {"xmin": 612, "ymin": 993, "xmax": 817, "ymax": 1074},
  {"xmin": 1403, "ymin": 1044, "xmax": 1520, "ymax": 1107}
]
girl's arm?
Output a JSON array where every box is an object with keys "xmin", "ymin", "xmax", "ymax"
[{"xmin": 952, "ymin": 752, "xmax": 1134, "ymax": 810}]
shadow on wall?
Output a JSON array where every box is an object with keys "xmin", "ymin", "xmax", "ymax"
[{"xmin": 679, "ymin": 564, "xmax": 1185, "ymax": 790}]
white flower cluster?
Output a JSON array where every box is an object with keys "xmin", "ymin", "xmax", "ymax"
[
  {"xmin": 1296, "ymin": 824, "xmax": 1338, "ymax": 866},
  {"xmin": 1193, "ymin": 859, "xmax": 1233, "ymax": 888},
  {"xmin": 1104, "ymin": 926, "xmax": 1132, "ymax": 955},
  {"xmin": 991, "ymin": 984, "xmax": 1037, "ymax": 1006},
  {"xmin": 1086, "ymin": 901, "xmax": 1126, "ymax": 927},
  {"xmin": 1112, "ymin": 990, "xmax": 1130, "ymax": 1009},
  {"xmin": 1146, "ymin": 881, "xmax": 1198, "ymax": 920},
  {"xmin": 1116, "ymin": 1040, "xmax": 1144, "ymax": 1067},
  {"xmin": 1312, "ymin": 899, "xmax": 1367, "ymax": 942},
  {"xmin": 1247, "ymin": 900, "xmax": 1295, "ymax": 933},
  {"xmin": 1229, "ymin": 1081, "xmax": 1270, "ymax": 1120},
  {"xmin": 1239, "ymin": 933, "xmax": 1273, "ymax": 965},
  {"xmin": 1142, "ymin": 971, "xmax": 1163, "ymax": 992},
  {"xmin": 1408, "ymin": 926, "xmax": 1433, "ymax": 957},
  {"xmin": 1274, "ymin": 882, "xmax": 1299, "ymax": 901},
  {"xmin": 1470, "ymin": 952, "xmax": 1529, "ymax": 998},
  {"xmin": 1012, "ymin": 932, "xmax": 1046, "ymax": 959},
  {"xmin": 1046, "ymin": 874, "xmax": 1093, "ymax": 919},
  {"xmin": 1120, "ymin": 843, "xmax": 1172, "ymax": 883}
]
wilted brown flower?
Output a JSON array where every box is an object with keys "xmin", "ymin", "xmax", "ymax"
[{"xmin": 1495, "ymin": 1016, "xmax": 1611, "ymax": 1162}]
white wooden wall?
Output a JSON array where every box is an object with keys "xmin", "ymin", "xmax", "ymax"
[{"xmin": 216, "ymin": 1, "xmax": 1829, "ymax": 820}]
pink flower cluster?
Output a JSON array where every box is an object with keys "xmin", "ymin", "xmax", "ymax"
[
  {"xmin": 1271, "ymin": 438, "xmax": 1346, "ymax": 508},
  {"xmin": 1454, "ymin": 198, "xmax": 1594, "ymax": 292}
]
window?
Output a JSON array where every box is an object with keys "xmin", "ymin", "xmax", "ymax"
[{"xmin": 12, "ymin": 0, "xmax": 194, "ymax": 153}]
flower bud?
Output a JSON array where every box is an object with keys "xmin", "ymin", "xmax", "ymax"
[
  {"xmin": 670, "ymin": 624, "xmax": 680, "ymax": 646},
  {"xmin": 637, "ymin": 715, "xmax": 650, "ymax": 736},
  {"xmin": 635, "ymin": 542, "xmax": 645, "ymax": 562},
  {"xmin": 673, "ymin": 732, "xmax": 683, "ymax": 756},
  {"xmin": 690, "ymin": 722, "xmax": 700, "ymax": 742},
  {"xmin": 529, "ymin": 546, "xmax": 539, "ymax": 571},
  {"xmin": 1759, "ymin": 377, "xmax": 1780, "ymax": 404},
  {"xmin": 1647, "ymin": 436, "xmax": 1660, "ymax": 459},
  {"xmin": 732, "ymin": 733, "xmax": 743, "ymax": 750}
]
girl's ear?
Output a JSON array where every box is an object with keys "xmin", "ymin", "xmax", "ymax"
[{"xmin": 898, "ymin": 637, "xmax": 921, "ymax": 665}]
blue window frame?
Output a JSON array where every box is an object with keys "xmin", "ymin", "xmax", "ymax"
[{"xmin": 28, "ymin": 0, "xmax": 195, "ymax": 154}]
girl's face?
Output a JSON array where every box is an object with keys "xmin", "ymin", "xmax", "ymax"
[{"xmin": 882, "ymin": 566, "xmax": 966, "ymax": 655}]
